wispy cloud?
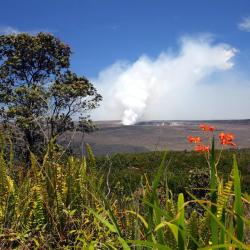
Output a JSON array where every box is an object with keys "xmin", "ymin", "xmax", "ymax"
[
  {"xmin": 0, "ymin": 26, "xmax": 21, "ymax": 35},
  {"xmin": 108, "ymin": 25, "xmax": 119, "ymax": 31},
  {"xmin": 238, "ymin": 17, "xmax": 250, "ymax": 32},
  {"xmin": 0, "ymin": 25, "xmax": 57, "ymax": 35}
]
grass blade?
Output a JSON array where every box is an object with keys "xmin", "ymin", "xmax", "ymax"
[
  {"xmin": 177, "ymin": 193, "xmax": 185, "ymax": 250},
  {"xmin": 210, "ymin": 137, "xmax": 218, "ymax": 246},
  {"xmin": 233, "ymin": 154, "xmax": 244, "ymax": 243}
]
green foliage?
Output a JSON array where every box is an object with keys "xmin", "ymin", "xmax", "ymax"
[
  {"xmin": 177, "ymin": 193, "xmax": 186, "ymax": 249},
  {"xmin": 0, "ymin": 32, "xmax": 102, "ymax": 162},
  {"xmin": 94, "ymin": 149, "xmax": 250, "ymax": 198},
  {"xmin": 233, "ymin": 155, "xmax": 244, "ymax": 244},
  {"xmin": 210, "ymin": 137, "xmax": 219, "ymax": 246},
  {"xmin": 0, "ymin": 140, "xmax": 249, "ymax": 248}
]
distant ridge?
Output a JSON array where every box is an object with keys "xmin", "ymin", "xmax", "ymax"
[{"xmin": 135, "ymin": 119, "xmax": 250, "ymax": 126}]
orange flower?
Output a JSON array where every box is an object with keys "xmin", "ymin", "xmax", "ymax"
[
  {"xmin": 200, "ymin": 124, "xmax": 215, "ymax": 132},
  {"xmin": 209, "ymin": 126, "xmax": 215, "ymax": 132},
  {"xmin": 219, "ymin": 132, "xmax": 236, "ymax": 147},
  {"xmin": 219, "ymin": 132, "xmax": 225, "ymax": 140},
  {"xmin": 226, "ymin": 133, "xmax": 234, "ymax": 141},
  {"xmin": 187, "ymin": 136, "xmax": 201, "ymax": 144},
  {"xmin": 199, "ymin": 124, "xmax": 206, "ymax": 131},
  {"xmin": 194, "ymin": 144, "xmax": 210, "ymax": 152}
]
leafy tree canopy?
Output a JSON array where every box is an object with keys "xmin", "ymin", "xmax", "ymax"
[{"xmin": 0, "ymin": 32, "xmax": 102, "ymax": 161}]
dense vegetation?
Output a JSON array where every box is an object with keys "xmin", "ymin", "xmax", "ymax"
[
  {"xmin": 0, "ymin": 138, "xmax": 249, "ymax": 249},
  {"xmin": 94, "ymin": 148, "xmax": 250, "ymax": 196}
]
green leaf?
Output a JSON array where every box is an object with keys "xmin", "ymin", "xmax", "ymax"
[
  {"xmin": 131, "ymin": 240, "xmax": 172, "ymax": 250},
  {"xmin": 155, "ymin": 221, "xmax": 178, "ymax": 242},
  {"xmin": 146, "ymin": 151, "xmax": 167, "ymax": 240},
  {"xmin": 126, "ymin": 210, "xmax": 148, "ymax": 229},
  {"xmin": 233, "ymin": 154, "xmax": 244, "ymax": 243},
  {"xmin": 210, "ymin": 136, "xmax": 218, "ymax": 246},
  {"xmin": 198, "ymin": 243, "xmax": 238, "ymax": 250},
  {"xmin": 86, "ymin": 143, "xmax": 97, "ymax": 175},
  {"xmin": 87, "ymin": 208, "xmax": 116, "ymax": 233},
  {"xmin": 177, "ymin": 193, "xmax": 185, "ymax": 250},
  {"xmin": 118, "ymin": 237, "xmax": 131, "ymax": 250}
]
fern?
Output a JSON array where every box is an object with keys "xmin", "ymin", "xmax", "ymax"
[
  {"xmin": 0, "ymin": 151, "xmax": 9, "ymax": 226},
  {"xmin": 0, "ymin": 151, "xmax": 8, "ymax": 198},
  {"xmin": 216, "ymin": 176, "xmax": 233, "ymax": 221},
  {"xmin": 31, "ymin": 185, "xmax": 46, "ymax": 229},
  {"xmin": 86, "ymin": 143, "xmax": 97, "ymax": 176},
  {"xmin": 187, "ymin": 211, "xmax": 199, "ymax": 249}
]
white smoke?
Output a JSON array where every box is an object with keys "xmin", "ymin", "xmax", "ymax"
[{"xmin": 92, "ymin": 36, "xmax": 250, "ymax": 124}]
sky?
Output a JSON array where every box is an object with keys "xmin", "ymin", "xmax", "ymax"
[{"xmin": 1, "ymin": 0, "xmax": 250, "ymax": 123}]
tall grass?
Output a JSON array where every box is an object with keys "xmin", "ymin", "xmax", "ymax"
[{"xmin": 0, "ymin": 138, "xmax": 249, "ymax": 249}]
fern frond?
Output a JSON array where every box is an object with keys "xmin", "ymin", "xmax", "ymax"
[
  {"xmin": 86, "ymin": 143, "xmax": 97, "ymax": 176},
  {"xmin": 217, "ymin": 177, "xmax": 233, "ymax": 221}
]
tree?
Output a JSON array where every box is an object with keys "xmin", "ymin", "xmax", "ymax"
[{"xmin": 0, "ymin": 32, "xmax": 102, "ymax": 161}]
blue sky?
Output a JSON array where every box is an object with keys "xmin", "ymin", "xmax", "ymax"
[
  {"xmin": 1, "ymin": 0, "xmax": 250, "ymax": 76},
  {"xmin": 1, "ymin": 0, "xmax": 250, "ymax": 121}
]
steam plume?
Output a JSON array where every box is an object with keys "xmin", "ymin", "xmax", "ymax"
[{"xmin": 92, "ymin": 36, "xmax": 250, "ymax": 124}]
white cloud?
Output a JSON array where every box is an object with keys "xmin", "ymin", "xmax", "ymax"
[
  {"xmin": 92, "ymin": 36, "xmax": 250, "ymax": 124},
  {"xmin": 0, "ymin": 26, "xmax": 56, "ymax": 35},
  {"xmin": 0, "ymin": 26, "xmax": 21, "ymax": 35},
  {"xmin": 238, "ymin": 17, "xmax": 250, "ymax": 32}
]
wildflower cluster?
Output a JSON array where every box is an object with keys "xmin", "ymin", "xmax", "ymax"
[
  {"xmin": 199, "ymin": 124, "xmax": 215, "ymax": 132},
  {"xmin": 219, "ymin": 132, "xmax": 236, "ymax": 146},
  {"xmin": 194, "ymin": 144, "xmax": 210, "ymax": 152},
  {"xmin": 187, "ymin": 136, "xmax": 201, "ymax": 144},
  {"xmin": 187, "ymin": 124, "xmax": 237, "ymax": 153}
]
